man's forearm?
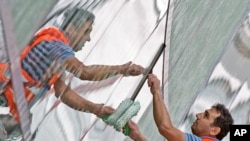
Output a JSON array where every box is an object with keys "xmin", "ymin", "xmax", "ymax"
[
  {"xmin": 61, "ymin": 89, "xmax": 102, "ymax": 114},
  {"xmin": 134, "ymin": 135, "xmax": 147, "ymax": 141},
  {"xmin": 81, "ymin": 64, "xmax": 127, "ymax": 81},
  {"xmin": 63, "ymin": 57, "xmax": 129, "ymax": 81},
  {"xmin": 152, "ymin": 91, "xmax": 173, "ymax": 131},
  {"xmin": 54, "ymin": 78, "xmax": 102, "ymax": 115}
]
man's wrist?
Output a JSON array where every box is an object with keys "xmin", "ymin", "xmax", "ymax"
[
  {"xmin": 152, "ymin": 90, "xmax": 162, "ymax": 96},
  {"xmin": 92, "ymin": 103, "xmax": 104, "ymax": 116},
  {"xmin": 134, "ymin": 134, "xmax": 147, "ymax": 141},
  {"xmin": 121, "ymin": 64, "xmax": 129, "ymax": 76}
]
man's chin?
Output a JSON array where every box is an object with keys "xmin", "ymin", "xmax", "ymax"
[
  {"xmin": 191, "ymin": 127, "xmax": 195, "ymax": 134},
  {"xmin": 74, "ymin": 46, "xmax": 84, "ymax": 52},
  {"xmin": 191, "ymin": 124, "xmax": 195, "ymax": 133}
]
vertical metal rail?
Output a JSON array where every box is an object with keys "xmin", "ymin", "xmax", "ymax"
[
  {"xmin": 0, "ymin": 0, "xmax": 32, "ymax": 140},
  {"xmin": 130, "ymin": 0, "xmax": 172, "ymax": 101},
  {"xmin": 162, "ymin": 0, "xmax": 174, "ymax": 107}
]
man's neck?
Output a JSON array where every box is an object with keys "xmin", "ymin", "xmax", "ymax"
[{"xmin": 201, "ymin": 136, "xmax": 220, "ymax": 141}]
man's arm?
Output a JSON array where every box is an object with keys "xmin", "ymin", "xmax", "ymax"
[
  {"xmin": 126, "ymin": 120, "xmax": 147, "ymax": 141},
  {"xmin": 148, "ymin": 74, "xmax": 185, "ymax": 141},
  {"xmin": 54, "ymin": 77, "xmax": 114, "ymax": 117},
  {"xmin": 63, "ymin": 57, "xmax": 144, "ymax": 81}
]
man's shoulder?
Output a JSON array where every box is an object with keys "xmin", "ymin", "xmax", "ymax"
[
  {"xmin": 34, "ymin": 26, "xmax": 69, "ymax": 45},
  {"xmin": 185, "ymin": 133, "xmax": 202, "ymax": 141}
]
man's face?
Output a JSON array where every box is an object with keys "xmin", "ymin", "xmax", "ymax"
[
  {"xmin": 191, "ymin": 107, "xmax": 220, "ymax": 137},
  {"xmin": 69, "ymin": 21, "xmax": 93, "ymax": 52}
]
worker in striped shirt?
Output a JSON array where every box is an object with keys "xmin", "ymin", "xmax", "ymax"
[{"xmin": 1, "ymin": 7, "xmax": 145, "ymax": 123}]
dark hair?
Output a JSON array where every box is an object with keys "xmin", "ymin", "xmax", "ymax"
[
  {"xmin": 212, "ymin": 103, "xmax": 234, "ymax": 140},
  {"xmin": 60, "ymin": 8, "xmax": 95, "ymax": 30}
]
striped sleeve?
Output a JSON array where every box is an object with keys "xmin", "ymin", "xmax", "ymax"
[
  {"xmin": 185, "ymin": 133, "xmax": 202, "ymax": 141},
  {"xmin": 48, "ymin": 41, "xmax": 75, "ymax": 63},
  {"xmin": 22, "ymin": 40, "xmax": 75, "ymax": 81}
]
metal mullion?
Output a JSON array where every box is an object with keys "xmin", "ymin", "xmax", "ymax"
[{"xmin": 0, "ymin": 0, "xmax": 31, "ymax": 140}]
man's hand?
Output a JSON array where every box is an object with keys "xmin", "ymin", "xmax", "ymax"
[
  {"xmin": 123, "ymin": 61, "xmax": 145, "ymax": 76},
  {"xmin": 123, "ymin": 120, "xmax": 147, "ymax": 141},
  {"xmin": 95, "ymin": 104, "xmax": 115, "ymax": 118},
  {"xmin": 147, "ymin": 74, "xmax": 161, "ymax": 95}
]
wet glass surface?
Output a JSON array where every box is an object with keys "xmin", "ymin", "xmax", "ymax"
[{"xmin": 0, "ymin": 0, "xmax": 250, "ymax": 141}]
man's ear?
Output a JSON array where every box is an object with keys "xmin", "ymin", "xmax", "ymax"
[{"xmin": 210, "ymin": 126, "xmax": 221, "ymax": 136}]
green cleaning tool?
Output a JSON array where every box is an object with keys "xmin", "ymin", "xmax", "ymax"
[
  {"xmin": 102, "ymin": 99, "xmax": 140, "ymax": 136},
  {"xmin": 104, "ymin": 99, "xmax": 133, "ymax": 125},
  {"xmin": 113, "ymin": 101, "xmax": 140, "ymax": 131}
]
